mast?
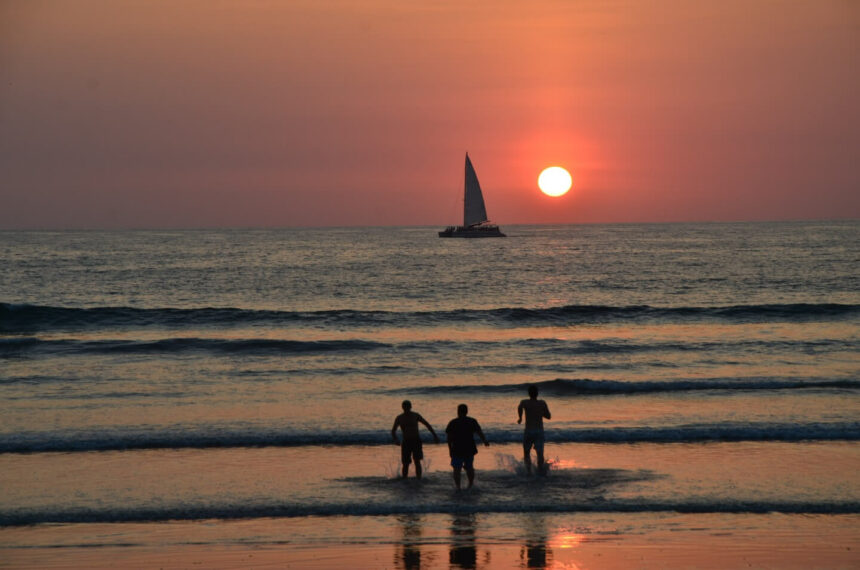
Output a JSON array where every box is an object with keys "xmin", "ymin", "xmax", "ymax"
[{"xmin": 463, "ymin": 153, "xmax": 489, "ymax": 227}]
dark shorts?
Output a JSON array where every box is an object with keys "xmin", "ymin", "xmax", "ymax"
[
  {"xmin": 401, "ymin": 439, "xmax": 423, "ymax": 465},
  {"xmin": 523, "ymin": 429, "xmax": 545, "ymax": 453},
  {"xmin": 450, "ymin": 455, "xmax": 474, "ymax": 470}
]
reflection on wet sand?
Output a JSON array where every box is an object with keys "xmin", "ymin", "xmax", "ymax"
[
  {"xmin": 449, "ymin": 513, "xmax": 478, "ymax": 569},
  {"xmin": 522, "ymin": 537, "xmax": 548, "ymax": 568},
  {"xmin": 396, "ymin": 514, "xmax": 423, "ymax": 570},
  {"xmin": 519, "ymin": 514, "xmax": 551, "ymax": 569},
  {"xmin": 518, "ymin": 514, "xmax": 585, "ymax": 569},
  {"xmin": 393, "ymin": 511, "xmax": 588, "ymax": 569}
]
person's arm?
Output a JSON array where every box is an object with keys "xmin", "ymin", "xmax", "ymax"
[
  {"xmin": 391, "ymin": 418, "xmax": 400, "ymax": 444},
  {"xmin": 542, "ymin": 401, "xmax": 551, "ymax": 420},
  {"xmin": 446, "ymin": 423, "xmax": 454, "ymax": 456},
  {"xmin": 476, "ymin": 421, "xmax": 489, "ymax": 447},
  {"xmin": 419, "ymin": 415, "xmax": 440, "ymax": 443},
  {"xmin": 517, "ymin": 401, "xmax": 524, "ymax": 424}
]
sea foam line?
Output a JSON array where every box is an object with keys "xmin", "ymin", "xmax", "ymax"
[
  {"xmin": 2, "ymin": 500, "xmax": 858, "ymax": 526},
  {"xmin": 2, "ymin": 422, "xmax": 858, "ymax": 453}
]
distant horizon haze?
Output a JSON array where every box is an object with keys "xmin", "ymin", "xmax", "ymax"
[{"xmin": 2, "ymin": 1, "xmax": 857, "ymax": 230}]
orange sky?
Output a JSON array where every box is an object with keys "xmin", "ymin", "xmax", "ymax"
[{"xmin": 1, "ymin": 0, "xmax": 858, "ymax": 228}]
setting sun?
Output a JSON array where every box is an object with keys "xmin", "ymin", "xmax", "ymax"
[{"xmin": 538, "ymin": 167, "xmax": 572, "ymax": 197}]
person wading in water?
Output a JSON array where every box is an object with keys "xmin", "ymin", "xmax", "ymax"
[
  {"xmin": 391, "ymin": 400, "xmax": 439, "ymax": 479},
  {"xmin": 517, "ymin": 385, "xmax": 551, "ymax": 475},
  {"xmin": 445, "ymin": 403, "xmax": 489, "ymax": 490}
]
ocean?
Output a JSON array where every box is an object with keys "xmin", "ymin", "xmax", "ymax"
[{"xmin": 1, "ymin": 222, "xmax": 858, "ymax": 568}]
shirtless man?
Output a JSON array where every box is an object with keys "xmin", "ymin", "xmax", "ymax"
[
  {"xmin": 517, "ymin": 385, "xmax": 551, "ymax": 475},
  {"xmin": 391, "ymin": 400, "xmax": 439, "ymax": 479}
]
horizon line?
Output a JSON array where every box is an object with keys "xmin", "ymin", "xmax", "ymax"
[{"xmin": 0, "ymin": 217, "xmax": 858, "ymax": 232}]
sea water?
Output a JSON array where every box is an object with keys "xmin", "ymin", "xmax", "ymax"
[{"xmin": 0, "ymin": 222, "xmax": 858, "ymax": 566}]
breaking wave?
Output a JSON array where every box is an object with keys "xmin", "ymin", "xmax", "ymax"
[
  {"xmin": 0, "ymin": 337, "xmax": 387, "ymax": 357},
  {"xmin": 2, "ymin": 499, "xmax": 858, "ymax": 526},
  {"xmin": 3, "ymin": 302, "xmax": 858, "ymax": 332},
  {"xmin": 2, "ymin": 421, "xmax": 858, "ymax": 453},
  {"xmin": 398, "ymin": 377, "xmax": 860, "ymax": 396}
]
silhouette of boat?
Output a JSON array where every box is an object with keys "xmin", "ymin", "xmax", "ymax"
[{"xmin": 438, "ymin": 153, "xmax": 506, "ymax": 238}]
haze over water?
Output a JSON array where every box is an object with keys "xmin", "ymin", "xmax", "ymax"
[
  {"xmin": 1, "ymin": 222, "xmax": 858, "ymax": 567},
  {"xmin": 2, "ymin": 1, "xmax": 858, "ymax": 228}
]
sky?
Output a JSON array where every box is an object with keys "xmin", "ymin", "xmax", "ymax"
[{"xmin": 1, "ymin": 0, "xmax": 858, "ymax": 229}]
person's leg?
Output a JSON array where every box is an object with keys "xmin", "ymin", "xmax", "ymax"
[
  {"xmin": 452, "ymin": 466, "xmax": 462, "ymax": 490},
  {"xmin": 465, "ymin": 466, "xmax": 475, "ymax": 488},
  {"xmin": 535, "ymin": 436, "xmax": 545, "ymax": 475},
  {"xmin": 414, "ymin": 445, "xmax": 424, "ymax": 479},
  {"xmin": 523, "ymin": 440, "xmax": 532, "ymax": 475},
  {"xmin": 401, "ymin": 444, "xmax": 411, "ymax": 478}
]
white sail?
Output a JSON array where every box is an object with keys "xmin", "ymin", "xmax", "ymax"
[{"xmin": 463, "ymin": 153, "xmax": 489, "ymax": 227}]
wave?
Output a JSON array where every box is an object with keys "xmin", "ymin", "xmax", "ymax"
[
  {"xmin": 2, "ymin": 335, "xmax": 854, "ymax": 360},
  {"xmin": 3, "ymin": 302, "xmax": 858, "ymax": 332},
  {"xmin": 397, "ymin": 377, "xmax": 860, "ymax": 397},
  {"xmin": 491, "ymin": 303, "xmax": 860, "ymax": 324},
  {"xmin": 2, "ymin": 499, "xmax": 858, "ymax": 526},
  {"xmin": 533, "ymin": 338, "xmax": 855, "ymax": 356},
  {"xmin": 3, "ymin": 421, "xmax": 858, "ymax": 453},
  {"xmin": 0, "ymin": 337, "xmax": 388, "ymax": 357}
]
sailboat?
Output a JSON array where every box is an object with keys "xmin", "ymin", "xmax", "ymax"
[{"xmin": 438, "ymin": 153, "xmax": 506, "ymax": 238}]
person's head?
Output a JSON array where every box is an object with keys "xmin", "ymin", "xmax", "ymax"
[
  {"xmin": 402, "ymin": 400, "xmax": 412, "ymax": 411},
  {"xmin": 528, "ymin": 385, "xmax": 538, "ymax": 399},
  {"xmin": 457, "ymin": 403, "xmax": 468, "ymax": 417}
]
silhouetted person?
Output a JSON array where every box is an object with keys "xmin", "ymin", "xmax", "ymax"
[
  {"xmin": 445, "ymin": 403, "xmax": 489, "ymax": 490},
  {"xmin": 517, "ymin": 385, "xmax": 551, "ymax": 475},
  {"xmin": 391, "ymin": 400, "xmax": 439, "ymax": 479}
]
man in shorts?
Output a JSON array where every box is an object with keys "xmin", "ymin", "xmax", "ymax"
[
  {"xmin": 391, "ymin": 400, "xmax": 439, "ymax": 479},
  {"xmin": 517, "ymin": 384, "xmax": 551, "ymax": 475},
  {"xmin": 445, "ymin": 403, "xmax": 489, "ymax": 490}
]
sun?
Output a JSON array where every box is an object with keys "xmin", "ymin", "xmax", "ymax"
[{"xmin": 538, "ymin": 166, "xmax": 572, "ymax": 197}]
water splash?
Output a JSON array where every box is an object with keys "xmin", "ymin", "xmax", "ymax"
[
  {"xmin": 382, "ymin": 456, "xmax": 432, "ymax": 479},
  {"xmin": 495, "ymin": 452, "xmax": 558, "ymax": 477}
]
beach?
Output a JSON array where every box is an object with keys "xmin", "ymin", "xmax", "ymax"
[
  {"xmin": 3, "ymin": 442, "xmax": 859, "ymax": 567},
  {"xmin": 1, "ymin": 222, "xmax": 858, "ymax": 567},
  {"xmin": 4, "ymin": 513, "xmax": 858, "ymax": 569}
]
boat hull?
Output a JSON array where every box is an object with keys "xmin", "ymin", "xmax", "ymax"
[{"xmin": 438, "ymin": 225, "xmax": 506, "ymax": 238}]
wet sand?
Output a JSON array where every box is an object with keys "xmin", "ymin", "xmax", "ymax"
[{"xmin": 3, "ymin": 513, "xmax": 858, "ymax": 569}]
